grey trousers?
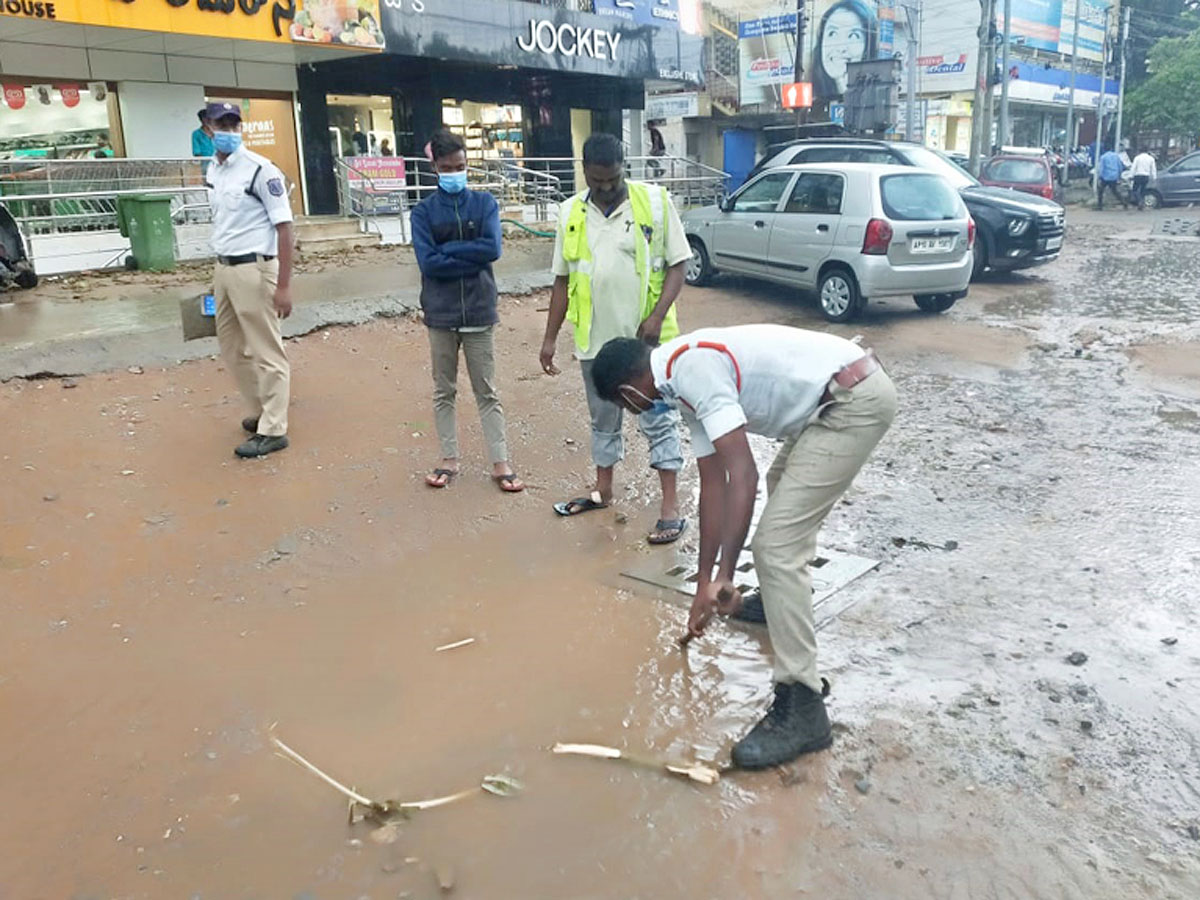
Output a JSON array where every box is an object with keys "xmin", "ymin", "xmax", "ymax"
[{"xmin": 428, "ymin": 326, "xmax": 509, "ymax": 464}]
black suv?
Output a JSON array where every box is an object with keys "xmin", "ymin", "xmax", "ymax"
[{"xmin": 749, "ymin": 139, "xmax": 1065, "ymax": 279}]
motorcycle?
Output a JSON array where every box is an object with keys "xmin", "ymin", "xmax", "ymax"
[{"xmin": 0, "ymin": 202, "xmax": 37, "ymax": 290}]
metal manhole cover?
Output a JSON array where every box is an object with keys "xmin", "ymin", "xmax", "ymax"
[
  {"xmin": 621, "ymin": 480, "xmax": 880, "ymax": 630},
  {"xmin": 1151, "ymin": 217, "xmax": 1200, "ymax": 238}
]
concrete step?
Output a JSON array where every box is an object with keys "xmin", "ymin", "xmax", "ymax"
[
  {"xmin": 294, "ymin": 216, "xmax": 369, "ymax": 243},
  {"xmin": 296, "ymin": 233, "xmax": 382, "ymax": 254}
]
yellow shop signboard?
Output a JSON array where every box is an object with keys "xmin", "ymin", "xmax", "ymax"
[{"xmin": 0, "ymin": 0, "xmax": 384, "ymax": 49}]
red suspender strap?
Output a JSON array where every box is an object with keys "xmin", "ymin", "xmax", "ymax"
[{"xmin": 665, "ymin": 341, "xmax": 742, "ymax": 392}]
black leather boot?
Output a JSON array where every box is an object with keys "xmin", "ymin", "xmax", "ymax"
[{"xmin": 731, "ymin": 680, "xmax": 833, "ymax": 769}]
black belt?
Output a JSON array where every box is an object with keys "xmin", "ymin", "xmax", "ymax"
[{"xmin": 218, "ymin": 253, "xmax": 274, "ymax": 266}]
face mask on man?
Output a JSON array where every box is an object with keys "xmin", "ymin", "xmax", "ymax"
[
  {"xmin": 438, "ymin": 171, "xmax": 468, "ymax": 194},
  {"xmin": 213, "ymin": 131, "xmax": 242, "ymax": 155},
  {"xmin": 619, "ymin": 384, "xmax": 671, "ymax": 416}
]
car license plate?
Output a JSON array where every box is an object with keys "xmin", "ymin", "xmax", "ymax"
[
  {"xmin": 1045, "ymin": 236, "xmax": 1063, "ymax": 251},
  {"xmin": 910, "ymin": 236, "xmax": 955, "ymax": 253}
]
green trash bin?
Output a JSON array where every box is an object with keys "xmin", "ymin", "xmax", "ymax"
[{"xmin": 116, "ymin": 194, "xmax": 176, "ymax": 271}]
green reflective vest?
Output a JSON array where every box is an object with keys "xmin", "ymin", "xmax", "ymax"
[{"xmin": 561, "ymin": 180, "xmax": 680, "ymax": 354}]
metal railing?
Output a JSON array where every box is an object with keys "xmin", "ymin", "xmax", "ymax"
[
  {"xmin": 515, "ymin": 155, "xmax": 728, "ymax": 209},
  {"xmin": 335, "ymin": 156, "xmax": 565, "ymax": 238},
  {"xmin": 0, "ymin": 158, "xmax": 210, "ymax": 234}
]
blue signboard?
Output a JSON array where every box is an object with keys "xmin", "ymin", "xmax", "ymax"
[
  {"xmin": 829, "ymin": 102, "xmax": 845, "ymax": 127},
  {"xmin": 1007, "ymin": 0, "xmax": 1064, "ymax": 54},
  {"xmin": 738, "ymin": 13, "xmax": 798, "ymax": 40},
  {"xmin": 593, "ymin": 0, "xmax": 680, "ymax": 29}
]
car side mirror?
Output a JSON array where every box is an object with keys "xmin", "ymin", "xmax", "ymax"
[{"xmin": 719, "ymin": 196, "xmax": 733, "ymax": 212}]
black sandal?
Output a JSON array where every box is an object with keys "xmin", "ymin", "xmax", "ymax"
[
  {"xmin": 553, "ymin": 491, "xmax": 608, "ymax": 516},
  {"xmin": 425, "ymin": 468, "xmax": 457, "ymax": 489},
  {"xmin": 648, "ymin": 517, "xmax": 688, "ymax": 545}
]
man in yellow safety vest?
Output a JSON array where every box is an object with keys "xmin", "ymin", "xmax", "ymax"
[{"xmin": 540, "ymin": 133, "xmax": 692, "ymax": 544}]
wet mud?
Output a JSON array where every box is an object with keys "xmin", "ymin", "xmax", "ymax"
[{"xmin": 3, "ymin": 208, "xmax": 1200, "ymax": 898}]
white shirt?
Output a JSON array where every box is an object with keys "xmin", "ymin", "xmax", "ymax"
[
  {"xmin": 207, "ymin": 146, "xmax": 293, "ymax": 256},
  {"xmin": 551, "ymin": 184, "xmax": 691, "ymax": 359},
  {"xmin": 1130, "ymin": 152, "xmax": 1157, "ymax": 180},
  {"xmin": 651, "ymin": 325, "xmax": 865, "ymax": 458}
]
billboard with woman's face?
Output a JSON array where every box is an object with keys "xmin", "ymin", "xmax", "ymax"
[{"xmin": 812, "ymin": 0, "xmax": 880, "ymax": 98}]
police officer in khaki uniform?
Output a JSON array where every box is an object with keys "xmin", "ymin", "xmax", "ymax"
[{"xmin": 205, "ymin": 101, "xmax": 295, "ymax": 458}]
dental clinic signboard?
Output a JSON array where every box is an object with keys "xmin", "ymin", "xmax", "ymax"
[{"xmin": 380, "ymin": 0, "xmax": 702, "ymax": 82}]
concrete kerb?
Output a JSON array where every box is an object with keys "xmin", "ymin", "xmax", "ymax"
[{"xmin": 0, "ymin": 270, "xmax": 555, "ymax": 382}]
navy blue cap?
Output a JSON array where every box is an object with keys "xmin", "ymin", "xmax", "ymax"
[{"xmin": 206, "ymin": 101, "xmax": 242, "ymax": 123}]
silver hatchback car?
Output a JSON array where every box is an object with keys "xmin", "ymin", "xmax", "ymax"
[{"xmin": 683, "ymin": 163, "xmax": 974, "ymax": 322}]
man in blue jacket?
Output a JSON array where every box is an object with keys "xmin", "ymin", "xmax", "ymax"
[
  {"xmin": 411, "ymin": 130, "xmax": 524, "ymax": 493},
  {"xmin": 1096, "ymin": 146, "xmax": 1127, "ymax": 211}
]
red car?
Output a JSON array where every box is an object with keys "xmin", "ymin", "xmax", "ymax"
[{"xmin": 979, "ymin": 154, "xmax": 1060, "ymax": 201}]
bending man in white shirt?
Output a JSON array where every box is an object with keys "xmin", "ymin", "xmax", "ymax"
[{"xmin": 591, "ymin": 325, "xmax": 898, "ymax": 768}]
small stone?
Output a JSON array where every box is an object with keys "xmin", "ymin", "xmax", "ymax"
[
  {"xmin": 985, "ymin": 695, "xmax": 1001, "ymax": 706},
  {"xmin": 854, "ymin": 777, "xmax": 871, "ymax": 795},
  {"xmin": 128, "ymin": 365, "xmax": 144, "ymax": 374},
  {"xmin": 1161, "ymin": 637, "xmax": 1178, "ymax": 646},
  {"xmin": 205, "ymin": 751, "xmax": 217, "ymax": 760},
  {"xmin": 43, "ymin": 493, "xmax": 58, "ymax": 502},
  {"xmin": 216, "ymin": 498, "xmax": 229, "ymax": 507},
  {"xmin": 62, "ymin": 378, "xmax": 78, "ymax": 389},
  {"xmin": 347, "ymin": 838, "xmax": 363, "ymax": 849},
  {"xmin": 1187, "ymin": 824, "xmax": 1200, "ymax": 841},
  {"xmin": 1080, "ymin": 720, "xmax": 1094, "ymax": 732},
  {"xmin": 381, "ymin": 861, "xmax": 400, "ymax": 874},
  {"xmin": 614, "ymin": 513, "xmax": 628, "ymax": 525},
  {"xmin": 1066, "ymin": 651, "xmax": 1088, "ymax": 666},
  {"xmin": 943, "ymin": 540, "xmax": 959, "ymax": 551}
]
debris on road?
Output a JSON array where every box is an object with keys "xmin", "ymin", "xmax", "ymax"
[
  {"xmin": 270, "ymin": 731, "xmax": 522, "ymax": 823},
  {"xmin": 552, "ymin": 742, "xmax": 721, "ymax": 786},
  {"xmin": 1066, "ymin": 652, "xmax": 1089, "ymax": 666},
  {"xmin": 434, "ymin": 637, "xmax": 476, "ymax": 653}
]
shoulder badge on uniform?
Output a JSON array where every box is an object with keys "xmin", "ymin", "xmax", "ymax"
[{"xmin": 267, "ymin": 177, "xmax": 285, "ymax": 197}]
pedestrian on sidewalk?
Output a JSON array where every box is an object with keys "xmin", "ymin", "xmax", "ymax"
[
  {"xmin": 590, "ymin": 325, "xmax": 897, "ymax": 768},
  {"xmin": 1096, "ymin": 146, "xmax": 1127, "ymax": 210},
  {"xmin": 191, "ymin": 109, "xmax": 214, "ymax": 158},
  {"xmin": 1129, "ymin": 143, "xmax": 1157, "ymax": 210},
  {"xmin": 540, "ymin": 132, "xmax": 691, "ymax": 544},
  {"xmin": 647, "ymin": 120, "xmax": 666, "ymax": 179},
  {"xmin": 205, "ymin": 101, "xmax": 295, "ymax": 459},
  {"xmin": 411, "ymin": 129, "xmax": 524, "ymax": 493}
]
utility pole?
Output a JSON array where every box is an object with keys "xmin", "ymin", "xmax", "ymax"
[
  {"xmin": 793, "ymin": 0, "xmax": 806, "ymax": 141},
  {"xmin": 981, "ymin": 0, "xmax": 998, "ymax": 157},
  {"xmin": 1115, "ymin": 4, "xmax": 1130, "ymax": 153},
  {"xmin": 904, "ymin": 0, "xmax": 921, "ymax": 142},
  {"xmin": 969, "ymin": 0, "xmax": 993, "ymax": 173},
  {"xmin": 1093, "ymin": 3, "xmax": 1111, "ymax": 192},
  {"xmin": 1064, "ymin": 0, "xmax": 1082, "ymax": 182},
  {"xmin": 998, "ymin": 0, "xmax": 1012, "ymax": 147}
]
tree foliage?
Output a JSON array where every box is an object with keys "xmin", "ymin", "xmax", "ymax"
[{"xmin": 1126, "ymin": 27, "xmax": 1200, "ymax": 134}]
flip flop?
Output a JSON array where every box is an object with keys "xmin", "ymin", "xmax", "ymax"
[
  {"xmin": 493, "ymin": 473, "xmax": 525, "ymax": 493},
  {"xmin": 553, "ymin": 491, "xmax": 609, "ymax": 516},
  {"xmin": 425, "ymin": 468, "xmax": 457, "ymax": 489},
  {"xmin": 648, "ymin": 517, "xmax": 688, "ymax": 545}
]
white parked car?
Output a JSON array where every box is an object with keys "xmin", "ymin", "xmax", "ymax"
[{"xmin": 683, "ymin": 163, "xmax": 975, "ymax": 322}]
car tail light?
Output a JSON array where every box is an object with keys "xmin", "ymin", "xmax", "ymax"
[
  {"xmin": 862, "ymin": 218, "xmax": 893, "ymax": 255},
  {"xmin": 967, "ymin": 217, "xmax": 976, "ymax": 249},
  {"xmin": 1041, "ymin": 184, "xmax": 1055, "ymax": 199}
]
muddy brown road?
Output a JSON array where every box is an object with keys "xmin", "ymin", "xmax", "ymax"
[{"xmin": 3, "ymin": 213, "xmax": 1200, "ymax": 898}]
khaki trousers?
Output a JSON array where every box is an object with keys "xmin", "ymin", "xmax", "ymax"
[
  {"xmin": 428, "ymin": 326, "xmax": 509, "ymax": 464},
  {"xmin": 214, "ymin": 258, "xmax": 289, "ymax": 436},
  {"xmin": 751, "ymin": 368, "xmax": 898, "ymax": 691}
]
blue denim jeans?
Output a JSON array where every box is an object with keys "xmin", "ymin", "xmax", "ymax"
[{"xmin": 578, "ymin": 359, "xmax": 682, "ymax": 470}]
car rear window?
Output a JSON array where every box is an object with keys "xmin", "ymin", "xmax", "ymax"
[
  {"xmin": 879, "ymin": 174, "xmax": 961, "ymax": 221},
  {"xmin": 983, "ymin": 158, "xmax": 1048, "ymax": 184}
]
